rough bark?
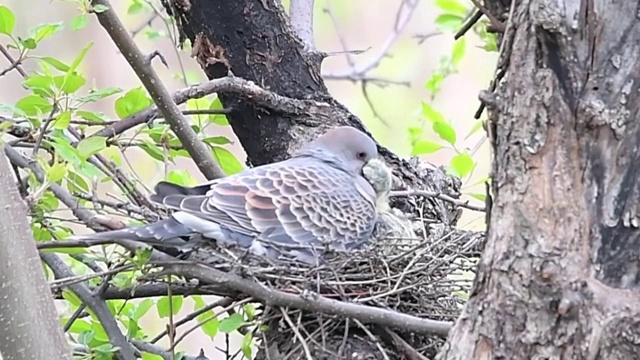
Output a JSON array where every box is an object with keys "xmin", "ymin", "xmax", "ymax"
[
  {"xmin": 0, "ymin": 145, "xmax": 73, "ymax": 360},
  {"xmin": 163, "ymin": 0, "xmax": 462, "ymax": 224},
  {"xmin": 438, "ymin": 0, "xmax": 640, "ymax": 359}
]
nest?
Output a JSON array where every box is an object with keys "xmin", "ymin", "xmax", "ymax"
[{"xmin": 176, "ymin": 218, "xmax": 484, "ymax": 360}]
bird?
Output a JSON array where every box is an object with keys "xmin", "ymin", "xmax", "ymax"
[
  {"xmin": 70, "ymin": 126, "xmax": 382, "ymax": 265},
  {"xmin": 361, "ymin": 158, "xmax": 418, "ymax": 247}
]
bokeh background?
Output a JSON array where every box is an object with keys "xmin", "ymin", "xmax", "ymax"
[{"xmin": 0, "ymin": 0, "xmax": 496, "ymax": 357}]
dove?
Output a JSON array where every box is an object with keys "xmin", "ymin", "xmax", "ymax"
[{"xmin": 70, "ymin": 126, "xmax": 380, "ymax": 264}]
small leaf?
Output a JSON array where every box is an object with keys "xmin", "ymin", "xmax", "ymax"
[
  {"xmin": 114, "ymin": 87, "xmax": 153, "ymax": 119},
  {"xmin": 411, "ymin": 140, "xmax": 443, "ymax": 156},
  {"xmin": 243, "ymin": 303, "xmax": 256, "ymax": 320},
  {"xmin": 53, "ymin": 111, "xmax": 71, "ymax": 129},
  {"xmin": 68, "ymin": 42, "xmax": 93, "ymax": 75},
  {"xmin": 55, "ymin": 74, "xmax": 86, "ymax": 94},
  {"xmin": 434, "ymin": 0, "xmax": 469, "ymax": 17},
  {"xmin": 40, "ymin": 57, "xmax": 70, "ymax": 72},
  {"xmin": 141, "ymin": 353, "xmax": 164, "ymax": 360},
  {"xmin": 450, "ymin": 152, "xmax": 474, "ymax": 178},
  {"xmin": 139, "ymin": 141, "xmax": 165, "ymax": 162},
  {"xmin": 209, "ymin": 97, "xmax": 228, "ymax": 125},
  {"xmin": 79, "ymin": 87, "xmax": 122, "ymax": 103},
  {"xmin": 15, "ymin": 95, "xmax": 52, "ymax": 116},
  {"xmin": 241, "ymin": 332, "xmax": 254, "ymax": 358},
  {"xmin": 20, "ymin": 37, "xmax": 37, "ymax": 50},
  {"xmin": 0, "ymin": 6, "xmax": 16, "ymax": 35},
  {"xmin": 469, "ymin": 192, "xmax": 486, "ymax": 202},
  {"xmin": 198, "ymin": 313, "xmax": 219, "ymax": 339},
  {"xmin": 421, "ymin": 102, "xmax": 446, "ymax": 123},
  {"xmin": 167, "ymin": 170, "xmax": 197, "ymax": 187},
  {"xmin": 212, "ymin": 146, "xmax": 244, "ymax": 175},
  {"xmin": 71, "ymin": 14, "xmax": 88, "ymax": 30},
  {"xmin": 77, "ymin": 136, "xmax": 107, "ymax": 159},
  {"xmin": 32, "ymin": 22, "xmax": 64, "ymax": 42},
  {"xmin": 219, "ymin": 313, "xmax": 243, "ymax": 333},
  {"xmin": 465, "ymin": 119, "xmax": 486, "ymax": 140},
  {"xmin": 76, "ymin": 110, "xmax": 107, "ymax": 123},
  {"xmin": 132, "ymin": 299, "xmax": 154, "ymax": 320},
  {"xmin": 451, "ymin": 37, "xmax": 466, "ymax": 66},
  {"xmin": 432, "ymin": 121, "xmax": 457, "ymax": 145},
  {"xmin": 435, "ymin": 14, "xmax": 463, "ymax": 31},
  {"xmin": 202, "ymin": 136, "xmax": 231, "ymax": 145},
  {"xmin": 157, "ymin": 296, "xmax": 183, "ymax": 318},
  {"xmin": 91, "ymin": 4, "xmax": 110, "ymax": 13},
  {"xmin": 47, "ymin": 163, "xmax": 67, "ymax": 183}
]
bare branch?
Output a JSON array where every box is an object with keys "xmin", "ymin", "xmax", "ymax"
[
  {"xmin": 390, "ymin": 190, "xmax": 486, "ymax": 212},
  {"xmin": 90, "ymin": 0, "xmax": 225, "ymax": 180},
  {"xmin": 290, "ymin": 0, "xmax": 316, "ymax": 52}
]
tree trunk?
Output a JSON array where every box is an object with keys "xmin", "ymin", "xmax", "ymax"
[
  {"xmin": 0, "ymin": 145, "xmax": 73, "ymax": 360},
  {"xmin": 438, "ymin": 0, "xmax": 640, "ymax": 358},
  {"xmin": 163, "ymin": 0, "xmax": 462, "ymax": 224}
]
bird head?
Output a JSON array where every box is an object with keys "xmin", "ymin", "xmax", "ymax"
[{"xmin": 298, "ymin": 126, "xmax": 378, "ymax": 175}]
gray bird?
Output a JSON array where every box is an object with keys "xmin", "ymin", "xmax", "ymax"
[{"xmin": 71, "ymin": 126, "xmax": 380, "ymax": 264}]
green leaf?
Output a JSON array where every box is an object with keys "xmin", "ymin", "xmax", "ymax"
[
  {"xmin": 66, "ymin": 171, "xmax": 90, "ymax": 193},
  {"xmin": 186, "ymin": 98, "xmax": 210, "ymax": 123},
  {"xmin": 421, "ymin": 102, "xmax": 446, "ymax": 123},
  {"xmin": 432, "ymin": 121, "xmax": 457, "ymax": 145},
  {"xmin": 66, "ymin": 319, "xmax": 92, "ymax": 334},
  {"xmin": 131, "ymin": 299, "xmax": 154, "ymax": 320},
  {"xmin": 15, "ymin": 95, "xmax": 52, "ymax": 116},
  {"xmin": 71, "ymin": 14, "xmax": 88, "ymax": 30},
  {"xmin": 47, "ymin": 137, "xmax": 82, "ymax": 163},
  {"xmin": 68, "ymin": 42, "xmax": 93, "ymax": 75},
  {"xmin": 209, "ymin": 98, "xmax": 228, "ymax": 125},
  {"xmin": 24, "ymin": 74, "xmax": 55, "ymax": 96},
  {"xmin": 411, "ymin": 140, "xmax": 443, "ymax": 156},
  {"xmin": 197, "ymin": 313, "xmax": 219, "ymax": 339},
  {"xmin": 242, "ymin": 332, "xmax": 254, "ymax": 359},
  {"xmin": 20, "ymin": 37, "xmax": 37, "ymax": 50},
  {"xmin": 0, "ymin": 6, "xmax": 16, "ymax": 35},
  {"xmin": 202, "ymin": 136, "xmax": 231, "ymax": 145},
  {"xmin": 32, "ymin": 22, "xmax": 64, "ymax": 43},
  {"xmin": 141, "ymin": 353, "xmax": 164, "ymax": 360},
  {"xmin": 212, "ymin": 146, "xmax": 244, "ymax": 175},
  {"xmin": 435, "ymin": 14, "xmax": 464, "ymax": 31},
  {"xmin": 128, "ymin": 1, "xmax": 146, "ymax": 15},
  {"xmin": 157, "ymin": 296, "xmax": 183, "ymax": 318},
  {"xmin": 114, "ymin": 87, "xmax": 153, "ymax": 119},
  {"xmin": 219, "ymin": 313, "xmax": 243, "ymax": 333},
  {"xmin": 450, "ymin": 152, "xmax": 474, "ymax": 178},
  {"xmin": 47, "ymin": 163, "xmax": 67, "ymax": 183},
  {"xmin": 92, "ymin": 4, "xmax": 110, "ymax": 13},
  {"xmin": 435, "ymin": 0, "xmax": 469, "ymax": 17},
  {"xmin": 40, "ymin": 57, "xmax": 70, "ymax": 72},
  {"xmin": 77, "ymin": 136, "xmax": 107, "ymax": 159},
  {"xmin": 53, "ymin": 111, "xmax": 71, "ymax": 129},
  {"xmin": 79, "ymin": 87, "xmax": 122, "ymax": 103},
  {"xmin": 55, "ymin": 74, "xmax": 86, "ymax": 94},
  {"xmin": 469, "ymin": 192, "xmax": 486, "ymax": 202},
  {"xmin": 243, "ymin": 303, "xmax": 256, "ymax": 320},
  {"xmin": 139, "ymin": 141, "xmax": 165, "ymax": 162},
  {"xmin": 465, "ymin": 119, "xmax": 485, "ymax": 140},
  {"xmin": 167, "ymin": 170, "xmax": 197, "ymax": 187},
  {"xmin": 451, "ymin": 37, "xmax": 466, "ymax": 66},
  {"xmin": 76, "ymin": 110, "xmax": 107, "ymax": 123}
]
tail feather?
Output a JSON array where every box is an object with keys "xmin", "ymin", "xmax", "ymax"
[{"xmin": 71, "ymin": 218, "xmax": 195, "ymax": 248}]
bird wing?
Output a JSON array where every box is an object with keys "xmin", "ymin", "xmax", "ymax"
[{"xmin": 151, "ymin": 158, "xmax": 377, "ymax": 254}]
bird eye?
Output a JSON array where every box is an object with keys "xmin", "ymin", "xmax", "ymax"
[{"xmin": 357, "ymin": 152, "xmax": 367, "ymax": 159}]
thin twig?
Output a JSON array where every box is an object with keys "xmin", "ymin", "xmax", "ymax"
[{"xmin": 390, "ymin": 190, "xmax": 486, "ymax": 212}]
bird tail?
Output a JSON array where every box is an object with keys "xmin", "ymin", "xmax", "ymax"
[{"xmin": 69, "ymin": 218, "xmax": 195, "ymax": 248}]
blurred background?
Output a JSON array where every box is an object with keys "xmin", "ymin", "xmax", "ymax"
[{"xmin": 0, "ymin": 0, "xmax": 496, "ymax": 357}]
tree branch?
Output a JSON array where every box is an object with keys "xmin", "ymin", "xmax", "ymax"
[
  {"xmin": 41, "ymin": 253, "xmax": 137, "ymax": 360},
  {"xmin": 89, "ymin": 0, "xmax": 225, "ymax": 180},
  {"xmin": 154, "ymin": 262, "xmax": 453, "ymax": 337}
]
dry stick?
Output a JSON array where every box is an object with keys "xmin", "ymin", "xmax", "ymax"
[
  {"xmin": 89, "ymin": 0, "xmax": 224, "ymax": 180},
  {"xmin": 390, "ymin": 190, "xmax": 487, "ymax": 212},
  {"xmin": 158, "ymin": 262, "xmax": 453, "ymax": 337}
]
